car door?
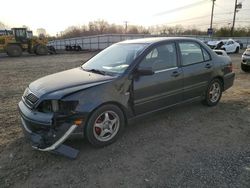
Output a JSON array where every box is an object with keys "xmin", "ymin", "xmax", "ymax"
[
  {"xmin": 178, "ymin": 41, "xmax": 214, "ymax": 101},
  {"xmin": 225, "ymin": 41, "xmax": 235, "ymax": 53},
  {"xmin": 133, "ymin": 42, "xmax": 183, "ymax": 115}
]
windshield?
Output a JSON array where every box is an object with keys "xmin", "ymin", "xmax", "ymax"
[{"xmin": 82, "ymin": 43, "xmax": 147, "ymax": 75}]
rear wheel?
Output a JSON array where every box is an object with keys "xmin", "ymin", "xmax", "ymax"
[
  {"xmin": 235, "ymin": 47, "xmax": 239, "ymax": 53},
  {"xmin": 85, "ymin": 104, "xmax": 125, "ymax": 147},
  {"xmin": 203, "ymin": 79, "xmax": 223, "ymax": 106},
  {"xmin": 6, "ymin": 44, "xmax": 22, "ymax": 57},
  {"xmin": 35, "ymin": 44, "xmax": 48, "ymax": 55},
  {"xmin": 241, "ymin": 63, "xmax": 250, "ymax": 72}
]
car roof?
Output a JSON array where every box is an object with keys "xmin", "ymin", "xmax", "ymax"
[{"xmin": 119, "ymin": 37, "xmax": 200, "ymax": 44}]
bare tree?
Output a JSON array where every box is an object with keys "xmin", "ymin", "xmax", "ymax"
[{"xmin": 0, "ymin": 21, "xmax": 7, "ymax": 29}]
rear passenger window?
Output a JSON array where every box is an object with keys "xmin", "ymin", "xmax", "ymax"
[
  {"xmin": 179, "ymin": 42, "xmax": 209, "ymax": 66},
  {"xmin": 202, "ymin": 48, "xmax": 211, "ymax": 61},
  {"xmin": 140, "ymin": 43, "xmax": 177, "ymax": 71}
]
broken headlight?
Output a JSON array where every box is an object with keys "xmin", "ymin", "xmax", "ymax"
[{"xmin": 38, "ymin": 100, "xmax": 79, "ymax": 114}]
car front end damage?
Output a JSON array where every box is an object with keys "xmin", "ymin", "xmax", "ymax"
[
  {"xmin": 18, "ymin": 88, "xmax": 85, "ymax": 159},
  {"xmin": 242, "ymin": 49, "xmax": 250, "ymax": 65},
  {"xmin": 241, "ymin": 48, "xmax": 250, "ymax": 72}
]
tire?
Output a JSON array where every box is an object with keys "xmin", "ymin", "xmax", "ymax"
[
  {"xmin": 202, "ymin": 79, "xmax": 223, "ymax": 106},
  {"xmin": 241, "ymin": 63, "xmax": 250, "ymax": 72},
  {"xmin": 235, "ymin": 47, "xmax": 239, "ymax": 54},
  {"xmin": 85, "ymin": 104, "xmax": 125, "ymax": 147},
  {"xmin": 35, "ymin": 44, "xmax": 48, "ymax": 55},
  {"xmin": 6, "ymin": 44, "xmax": 22, "ymax": 57},
  {"xmin": 48, "ymin": 46, "xmax": 56, "ymax": 54}
]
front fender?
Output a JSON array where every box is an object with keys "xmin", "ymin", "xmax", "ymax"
[
  {"xmin": 33, "ymin": 80, "xmax": 113, "ymax": 109},
  {"xmin": 63, "ymin": 77, "xmax": 133, "ymax": 120}
]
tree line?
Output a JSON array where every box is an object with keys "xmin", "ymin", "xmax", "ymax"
[
  {"xmin": 59, "ymin": 20, "xmax": 250, "ymax": 38},
  {"xmin": 1, "ymin": 20, "xmax": 250, "ymax": 38}
]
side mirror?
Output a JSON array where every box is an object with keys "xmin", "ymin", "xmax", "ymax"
[{"xmin": 136, "ymin": 67, "xmax": 154, "ymax": 76}]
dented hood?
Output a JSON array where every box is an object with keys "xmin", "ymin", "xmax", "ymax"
[{"xmin": 29, "ymin": 67, "xmax": 114, "ymax": 96}]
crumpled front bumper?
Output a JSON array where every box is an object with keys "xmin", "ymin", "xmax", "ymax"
[
  {"xmin": 242, "ymin": 54, "xmax": 250, "ymax": 66},
  {"xmin": 18, "ymin": 101, "xmax": 79, "ymax": 158}
]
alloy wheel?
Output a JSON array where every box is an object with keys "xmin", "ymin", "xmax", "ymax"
[
  {"xmin": 209, "ymin": 82, "xmax": 221, "ymax": 103},
  {"xmin": 93, "ymin": 111, "xmax": 120, "ymax": 142}
]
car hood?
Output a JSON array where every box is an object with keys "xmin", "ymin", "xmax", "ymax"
[
  {"xmin": 207, "ymin": 41, "xmax": 219, "ymax": 46},
  {"xmin": 243, "ymin": 49, "xmax": 250, "ymax": 55},
  {"xmin": 29, "ymin": 67, "xmax": 114, "ymax": 97}
]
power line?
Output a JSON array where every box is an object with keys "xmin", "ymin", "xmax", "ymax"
[
  {"xmin": 154, "ymin": 0, "xmax": 208, "ymax": 16},
  {"xmin": 153, "ymin": 11, "xmax": 236, "ymax": 27}
]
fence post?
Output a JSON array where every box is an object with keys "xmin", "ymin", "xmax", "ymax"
[
  {"xmin": 89, "ymin": 38, "xmax": 91, "ymax": 51},
  {"xmin": 107, "ymin": 35, "xmax": 110, "ymax": 47},
  {"xmin": 98, "ymin": 36, "xmax": 100, "ymax": 50}
]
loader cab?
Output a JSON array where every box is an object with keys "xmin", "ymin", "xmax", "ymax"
[
  {"xmin": 27, "ymin": 31, "xmax": 33, "ymax": 39},
  {"xmin": 12, "ymin": 28, "xmax": 28, "ymax": 43}
]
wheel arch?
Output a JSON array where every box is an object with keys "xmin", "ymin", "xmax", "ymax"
[{"xmin": 212, "ymin": 76, "xmax": 224, "ymax": 90}]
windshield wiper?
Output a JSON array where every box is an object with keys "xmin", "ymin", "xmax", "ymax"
[{"xmin": 82, "ymin": 68, "xmax": 107, "ymax": 75}]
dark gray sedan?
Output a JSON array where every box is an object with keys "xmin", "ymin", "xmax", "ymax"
[{"xmin": 19, "ymin": 37, "xmax": 235, "ymax": 157}]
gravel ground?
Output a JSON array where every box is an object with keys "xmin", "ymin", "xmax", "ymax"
[{"xmin": 0, "ymin": 51, "xmax": 250, "ymax": 188}]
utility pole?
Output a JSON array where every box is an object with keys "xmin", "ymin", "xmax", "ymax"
[
  {"xmin": 208, "ymin": 0, "xmax": 216, "ymax": 36},
  {"xmin": 124, "ymin": 21, "xmax": 128, "ymax": 34},
  {"xmin": 210, "ymin": 0, "xmax": 216, "ymax": 30},
  {"xmin": 231, "ymin": 0, "xmax": 242, "ymax": 36},
  {"xmin": 231, "ymin": 0, "xmax": 238, "ymax": 36}
]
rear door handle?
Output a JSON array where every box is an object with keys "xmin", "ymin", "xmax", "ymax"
[
  {"xmin": 171, "ymin": 71, "xmax": 181, "ymax": 77},
  {"xmin": 205, "ymin": 63, "xmax": 212, "ymax": 69}
]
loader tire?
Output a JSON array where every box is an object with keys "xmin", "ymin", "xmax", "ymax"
[
  {"xmin": 6, "ymin": 44, "xmax": 22, "ymax": 57},
  {"xmin": 35, "ymin": 44, "xmax": 48, "ymax": 55}
]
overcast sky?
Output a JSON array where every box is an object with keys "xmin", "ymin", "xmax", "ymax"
[{"xmin": 0, "ymin": 0, "xmax": 249, "ymax": 35}]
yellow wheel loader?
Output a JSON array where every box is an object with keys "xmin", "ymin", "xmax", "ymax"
[{"xmin": 0, "ymin": 28, "xmax": 54, "ymax": 57}]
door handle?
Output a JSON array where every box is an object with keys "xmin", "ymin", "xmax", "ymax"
[
  {"xmin": 205, "ymin": 63, "xmax": 212, "ymax": 69},
  {"xmin": 171, "ymin": 71, "xmax": 180, "ymax": 77}
]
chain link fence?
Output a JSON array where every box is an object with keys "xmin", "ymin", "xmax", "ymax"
[{"xmin": 48, "ymin": 34, "xmax": 250, "ymax": 50}]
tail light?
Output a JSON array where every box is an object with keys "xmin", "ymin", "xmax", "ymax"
[{"xmin": 228, "ymin": 63, "xmax": 233, "ymax": 72}]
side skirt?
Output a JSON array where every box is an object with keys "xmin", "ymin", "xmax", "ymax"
[{"xmin": 128, "ymin": 96, "xmax": 203, "ymax": 123}]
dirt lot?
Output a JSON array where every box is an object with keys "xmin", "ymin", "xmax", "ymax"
[{"xmin": 0, "ymin": 51, "xmax": 250, "ymax": 188}]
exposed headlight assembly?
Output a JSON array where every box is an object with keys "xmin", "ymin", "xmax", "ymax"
[{"xmin": 38, "ymin": 100, "xmax": 79, "ymax": 114}]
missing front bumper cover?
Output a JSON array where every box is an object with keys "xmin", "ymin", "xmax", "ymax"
[{"xmin": 21, "ymin": 118, "xmax": 79, "ymax": 159}]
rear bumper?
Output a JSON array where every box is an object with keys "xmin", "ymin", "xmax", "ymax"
[
  {"xmin": 18, "ymin": 101, "xmax": 81, "ymax": 151},
  {"xmin": 223, "ymin": 72, "xmax": 235, "ymax": 91}
]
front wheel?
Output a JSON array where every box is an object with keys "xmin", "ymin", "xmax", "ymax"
[
  {"xmin": 35, "ymin": 44, "xmax": 48, "ymax": 55},
  {"xmin": 203, "ymin": 79, "xmax": 223, "ymax": 106},
  {"xmin": 235, "ymin": 47, "xmax": 239, "ymax": 53},
  {"xmin": 85, "ymin": 104, "xmax": 125, "ymax": 147}
]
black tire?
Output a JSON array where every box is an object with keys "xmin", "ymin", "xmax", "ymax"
[
  {"xmin": 48, "ymin": 46, "xmax": 56, "ymax": 54},
  {"xmin": 235, "ymin": 47, "xmax": 239, "ymax": 53},
  {"xmin": 6, "ymin": 44, "xmax": 22, "ymax": 57},
  {"xmin": 241, "ymin": 63, "xmax": 250, "ymax": 72},
  {"xmin": 35, "ymin": 44, "xmax": 48, "ymax": 55},
  {"xmin": 85, "ymin": 104, "xmax": 125, "ymax": 147},
  {"xmin": 202, "ymin": 79, "xmax": 223, "ymax": 106}
]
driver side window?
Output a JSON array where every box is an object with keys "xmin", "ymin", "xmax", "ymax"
[{"xmin": 139, "ymin": 43, "xmax": 177, "ymax": 71}]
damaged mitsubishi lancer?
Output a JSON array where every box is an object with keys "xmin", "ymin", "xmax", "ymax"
[{"xmin": 19, "ymin": 37, "xmax": 235, "ymax": 158}]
